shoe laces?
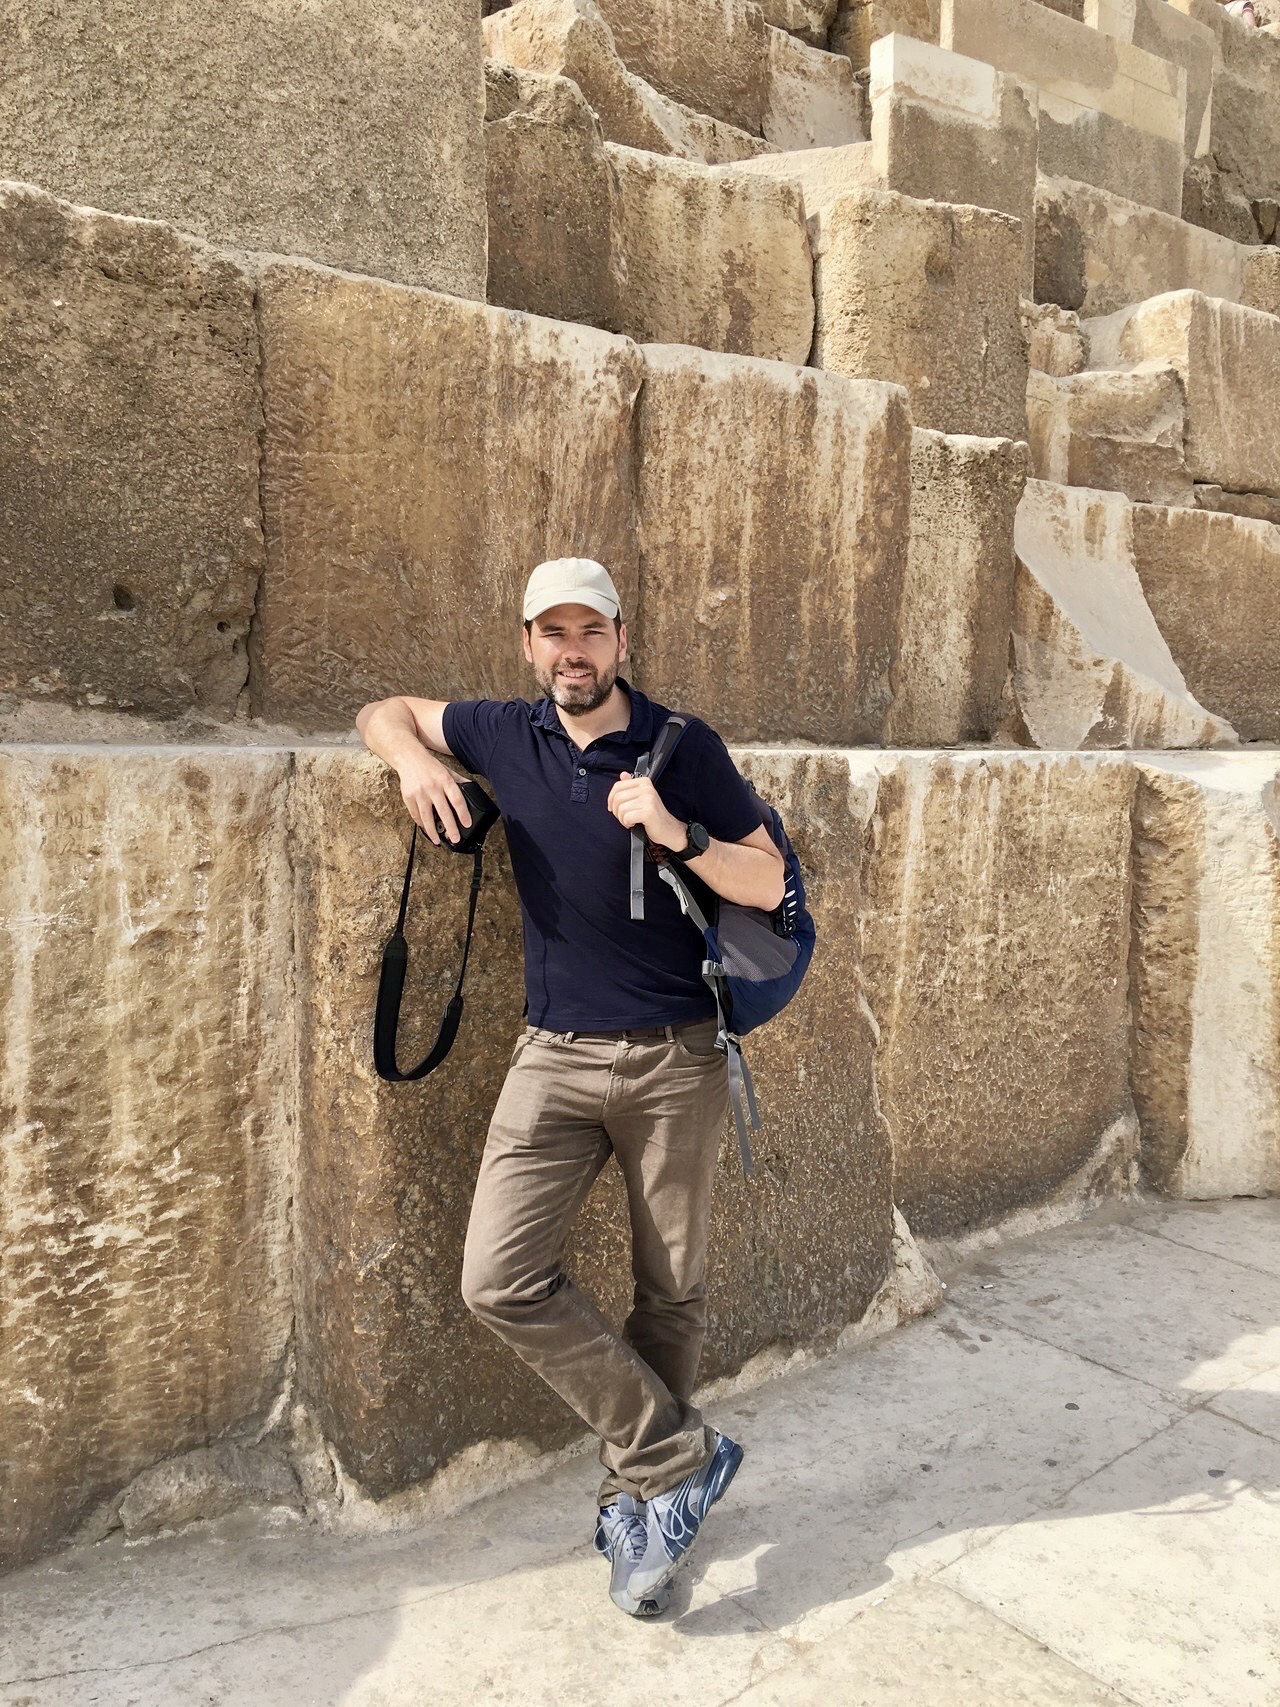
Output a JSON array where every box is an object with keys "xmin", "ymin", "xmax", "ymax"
[{"xmin": 601, "ymin": 1497, "xmax": 648, "ymax": 1562}]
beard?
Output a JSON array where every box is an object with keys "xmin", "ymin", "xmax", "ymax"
[{"xmin": 536, "ymin": 655, "xmax": 620, "ymax": 715}]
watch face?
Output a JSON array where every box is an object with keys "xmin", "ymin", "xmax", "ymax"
[{"xmin": 689, "ymin": 821, "xmax": 710, "ymax": 854}]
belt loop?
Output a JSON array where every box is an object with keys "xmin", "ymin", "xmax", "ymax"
[{"xmin": 563, "ymin": 1029, "xmax": 576, "ymax": 1043}]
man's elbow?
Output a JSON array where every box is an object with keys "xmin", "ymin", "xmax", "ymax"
[
  {"xmin": 355, "ymin": 697, "xmax": 389, "ymax": 739},
  {"xmin": 764, "ymin": 852, "xmax": 786, "ymax": 913}
]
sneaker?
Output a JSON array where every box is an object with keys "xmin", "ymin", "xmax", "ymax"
[
  {"xmin": 626, "ymin": 1431, "xmax": 744, "ymax": 1601},
  {"xmin": 594, "ymin": 1494, "xmax": 672, "ymax": 1618}
]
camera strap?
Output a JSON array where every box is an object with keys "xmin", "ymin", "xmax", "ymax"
[{"xmin": 373, "ymin": 820, "xmax": 487, "ymax": 1082}]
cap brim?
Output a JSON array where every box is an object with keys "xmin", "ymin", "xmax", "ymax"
[{"xmin": 523, "ymin": 589, "xmax": 620, "ymax": 622}]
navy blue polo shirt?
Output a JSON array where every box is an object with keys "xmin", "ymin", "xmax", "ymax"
[{"xmin": 441, "ymin": 677, "xmax": 763, "ymax": 1030}]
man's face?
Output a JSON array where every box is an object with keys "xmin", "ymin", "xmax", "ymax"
[{"xmin": 522, "ymin": 602, "xmax": 627, "ymax": 714}]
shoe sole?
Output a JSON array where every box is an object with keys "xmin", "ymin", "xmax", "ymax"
[{"xmin": 631, "ymin": 1441, "xmax": 744, "ymax": 1601}]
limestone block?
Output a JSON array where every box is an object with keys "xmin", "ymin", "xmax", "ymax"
[
  {"xmin": 1193, "ymin": 484, "xmax": 1280, "ymax": 527},
  {"xmin": 0, "ymin": 747, "xmax": 294, "ymax": 1571},
  {"xmin": 1022, "ymin": 300, "xmax": 1086, "ymax": 376},
  {"xmin": 885, "ymin": 430, "xmax": 1029, "ymax": 745},
  {"xmin": 0, "ymin": 182, "xmax": 262, "ymax": 720},
  {"xmin": 0, "ymin": 0, "xmax": 485, "ymax": 297},
  {"xmin": 830, "ymin": 0, "xmax": 942, "ymax": 69},
  {"xmin": 1001, "ymin": 480, "xmax": 1236, "ymax": 748},
  {"xmin": 1038, "ymin": 100, "xmax": 1184, "ymax": 217},
  {"xmin": 1242, "ymin": 249, "xmax": 1280, "ymax": 319},
  {"xmin": 1035, "ymin": 175, "xmax": 1257, "ymax": 317},
  {"xmin": 290, "ymin": 747, "xmax": 894, "ymax": 1497},
  {"xmin": 1130, "ymin": 753, "xmax": 1280, "ymax": 1197},
  {"xmin": 860, "ymin": 749, "xmax": 1137, "ymax": 1236},
  {"xmin": 634, "ymin": 346, "xmax": 912, "ymax": 742},
  {"xmin": 483, "ymin": 0, "xmax": 769, "ymax": 163},
  {"xmin": 594, "ymin": 0, "xmax": 770, "ymax": 133},
  {"xmin": 1172, "ymin": 0, "xmax": 1280, "ymax": 205},
  {"xmin": 484, "ymin": 64, "xmax": 625, "ymax": 328},
  {"xmin": 730, "ymin": 141, "xmax": 880, "ymax": 234},
  {"xmin": 870, "ymin": 35, "xmax": 1039, "ymax": 290},
  {"xmin": 1026, "ymin": 366, "xmax": 1192, "ymax": 505},
  {"xmin": 1084, "ymin": 0, "xmax": 1215, "ymax": 156},
  {"xmin": 759, "ymin": 0, "xmax": 841, "ymax": 46},
  {"xmin": 607, "ymin": 147, "xmax": 815, "ymax": 362},
  {"xmin": 1180, "ymin": 156, "xmax": 1259, "ymax": 247},
  {"xmin": 812, "ymin": 187, "xmax": 1028, "ymax": 440},
  {"xmin": 1084, "ymin": 291, "xmax": 1280, "ymax": 498},
  {"xmin": 764, "ymin": 26, "xmax": 867, "ymax": 147},
  {"xmin": 1129, "ymin": 506, "xmax": 1280, "ymax": 741},
  {"xmin": 254, "ymin": 266, "xmax": 643, "ymax": 730}
]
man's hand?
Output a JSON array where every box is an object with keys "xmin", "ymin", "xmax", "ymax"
[
  {"xmin": 606, "ymin": 771, "xmax": 687, "ymax": 851},
  {"xmin": 399, "ymin": 751, "xmax": 474, "ymax": 847}
]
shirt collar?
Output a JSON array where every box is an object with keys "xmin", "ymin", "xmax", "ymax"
[{"xmin": 528, "ymin": 676, "xmax": 658, "ymax": 747}]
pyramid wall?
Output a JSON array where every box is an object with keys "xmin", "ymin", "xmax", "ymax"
[{"xmin": 2, "ymin": 0, "xmax": 1278, "ymax": 1571}]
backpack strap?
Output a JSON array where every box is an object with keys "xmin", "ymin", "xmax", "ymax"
[
  {"xmin": 374, "ymin": 821, "xmax": 487, "ymax": 1082},
  {"xmin": 629, "ymin": 714, "xmax": 694, "ymax": 922}
]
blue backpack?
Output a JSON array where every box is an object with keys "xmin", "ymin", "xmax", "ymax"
[{"xmin": 630, "ymin": 714, "xmax": 817, "ymax": 1177}]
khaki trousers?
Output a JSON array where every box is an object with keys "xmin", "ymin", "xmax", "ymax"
[{"xmin": 460, "ymin": 1017, "xmax": 730, "ymax": 1506}]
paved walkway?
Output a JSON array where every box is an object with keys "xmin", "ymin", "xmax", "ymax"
[{"xmin": 3, "ymin": 1196, "xmax": 1279, "ymax": 1707}]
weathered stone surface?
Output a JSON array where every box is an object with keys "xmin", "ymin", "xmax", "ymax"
[
  {"xmin": 1130, "ymin": 753, "xmax": 1280, "ymax": 1197},
  {"xmin": 594, "ymin": 0, "xmax": 770, "ymax": 132},
  {"xmin": 484, "ymin": 64, "xmax": 625, "ymax": 328},
  {"xmin": 860, "ymin": 749, "xmax": 1137, "ymax": 1236},
  {"xmin": 764, "ymin": 26, "xmax": 867, "ymax": 148},
  {"xmin": 1129, "ymin": 505, "xmax": 1280, "ymax": 742},
  {"xmin": 607, "ymin": 147, "xmax": 815, "ymax": 361},
  {"xmin": 731, "ymin": 141, "xmax": 880, "ymax": 232},
  {"xmin": 1242, "ymin": 249, "xmax": 1280, "ymax": 319},
  {"xmin": 885, "ymin": 430, "xmax": 1029, "ymax": 745},
  {"xmin": 633, "ymin": 346, "xmax": 912, "ymax": 742},
  {"xmin": 1170, "ymin": 0, "xmax": 1280, "ymax": 207},
  {"xmin": 1034, "ymin": 175, "xmax": 1270, "ymax": 318},
  {"xmin": 1022, "ymin": 300, "xmax": 1086, "ymax": 376},
  {"xmin": 1039, "ymin": 100, "xmax": 1184, "ymax": 216},
  {"xmin": 113, "ymin": 1442, "xmax": 302, "ymax": 1539},
  {"xmin": 0, "ymin": 182, "xmax": 262, "ymax": 720},
  {"xmin": 1084, "ymin": 291, "xmax": 1280, "ymax": 498},
  {"xmin": 1001, "ymin": 481, "xmax": 1236, "ymax": 749},
  {"xmin": 760, "ymin": 0, "xmax": 840, "ymax": 46},
  {"xmin": 483, "ymin": 0, "xmax": 769, "ymax": 163},
  {"xmin": 254, "ymin": 266, "xmax": 643, "ymax": 731},
  {"xmin": 830, "ymin": 0, "xmax": 942, "ymax": 68},
  {"xmin": 1026, "ymin": 366, "xmax": 1192, "ymax": 505},
  {"xmin": 812, "ymin": 187, "xmax": 1028, "ymax": 439},
  {"xmin": 291, "ymin": 746, "xmax": 893, "ymax": 1497},
  {"xmin": 1085, "ymin": 0, "xmax": 1215, "ymax": 156},
  {"xmin": 1180, "ymin": 156, "xmax": 1259, "ymax": 247},
  {"xmin": 1193, "ymin": 484, "xmax": 1280, "ymax": 527},
  {"xmin": 870, "ymin": 34, "xmax": 1039, "ymax": 290},
  {"xmin": 0, "ymin": 0, "xmax": 485, "ymax": 296},
  {"xmin": 0, "ymin": 747, "xmax": 294, "ymax": 1571}
]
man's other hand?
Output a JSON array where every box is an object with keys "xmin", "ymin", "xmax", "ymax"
[{"xmin": 607, "ymin": 772, "xmax": 686, "ymax": 850}]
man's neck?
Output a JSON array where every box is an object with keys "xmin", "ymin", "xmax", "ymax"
[{"xmin": 553, "ymin": 679, "xmax": 632, "ymax": 750}]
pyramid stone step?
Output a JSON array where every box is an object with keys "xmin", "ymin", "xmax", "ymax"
[
  {"xmin": 763, "ymin": 26, "xmax": 868, "ymax": 148},
  {"xmin": 1084, "ymin": 0, "xmax": 1215, "ymax": 156},
  {"xmin": 593, "ymin": 0, "xmax": 771, "ymax": 133},
  {"xmin": 830, "ymin": 0, "xmax": 942, "ymax": 69},
  {"xmin": 759, "ymin": 0, "xmax": 840, "ymax": 47},
  {"xmin": 0, "ymin": 0, "xmax": 485, "ymax": 297},
  {"xmin": 1026, "ymin": 364, "xmax": 1192, "ymax": 505}
]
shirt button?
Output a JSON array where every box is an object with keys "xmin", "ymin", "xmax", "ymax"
[{"xmin": 577, "ymin": 767, "xmax": 586, "ymax": 776}]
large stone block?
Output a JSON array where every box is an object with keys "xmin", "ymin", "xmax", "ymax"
[
  {"xmin": 290, "ymin": 746, "xmax": 894, "ymax": 1497},
  {"xmin": 1001, "ymin": 480, "xmax": 1236, "ymax": 749},
  {"xmin": 885, "ymin": 430, "xmax": 1028, "ymax": 745},
  {"xmin": 254, "ymin": 266, "xmax": 644, "ymax": 731},
  {"xmin": 1170, "ymin": 0, "xmax": 1280, "ymax": 205},
  {"xmin": 763, "ymin": 27, "xmax": 867, "ymax": 148},
  {"xmin": 760, "ymin": 0, "xmax": 840, "ymax": 46},
  {"xmin": 0, "ymin": 0, "xmax": 485, "ymax": 297},
  {"xmin": 1130, "ymin": 753, "xmax": 1280, "ymax": 1197},
  {"xmin": 633, "ymin": 346, "xmax": 912, "ymax": 743},
  {"xmin": 1026, "ymin": 365, "xmax": 1192, "ymax": 505},
  {"xmin": 869, "ymin": 34, "xmax": 1039, "ymax": 291},
  {"xmin": 1084, "ymin": 291, "xmax": 1280, "ymax": 498},
  {"xmin": 1085, "ymin": 0, "xmax": 1215, "ymax": 155},
  {"xmin": 730, "ymin": 141, "xmax": 880, "ymax": 233},
  {"xmin": 484, "ymin": 64, "xmax": 625, "ymax": 328},
  {"xmin": 483, "ymin": 0, "xmax": 769, "ymax": 163},
  {"xmin": 0, "ymin": 182, "xmax": 262, "ymax": 720},
  {"xmin": 830, "ymin": 0, "xmax": 942, "ymax": 69},
  {"xmin": 594, "ymin": 0, "xmax": 770, "ymax": 132},
  {"xmin": 1034, "ymin": 175, "xmax": 1275, "ymax": 317},
  {"xmin": 0, "ymin": 747, "xmax": 294, "ymax": 1570},
  {"xmin": 812, "ymin": 187, "xmax": 1028, "ymax": 439},
  {"xmin": 860, "ymin": 749, "xmax": 1138, "ymax": 1236},
  {"xmin": 607, "ymin": 147, "xmax": 815, "ymax": 362},
  {"xmin": 1129, "ymin": 506, "xmax": 1280, "ymax": 742}
]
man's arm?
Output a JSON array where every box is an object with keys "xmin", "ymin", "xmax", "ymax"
[
  {"xmin": 354, "ymin": 695, "xmax": 474, "ymax": 846},
  {"xmin": 605, "ymin": 774, "xmax": 785, "ymax": 912}
]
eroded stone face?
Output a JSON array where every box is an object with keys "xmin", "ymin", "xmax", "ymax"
[
  {"xmin": 1131, "ymin": 754, "xmax": 1280, "ymax": 1198},
  {"xmin": 812, "ymin": 187, "xmax": 1028, "ymax": 440},
  {"xmin": 0, "ymin": 0, "xmax": 486, "ymax": 295},
  {"xmin": 633, "ymin": 346, "xmax": 912, "ymax": 743},
  {"xmin": 831, "ymin": 0, "xmax": 942, "ymax": 69},
  {"xmin": 594, "ymin": 0, "xmax": 770, "ymax": 133},
  {"xmin": 763, "ymin": 27, "xmax": 867, "ymax": 149},
  {"xmin": 0, "ymin": 182, "xmax": 263, "ymax": 719},
  {"xmin": 860, "ymin": 749, "xmax": 1137, "ymax": 1237},
  {"xmin": 254, "ymin": 265, "xmax": 644, "ymax": 730},
  {"xmin": 0, "ymin": 747, "xmax": 295, "ymax": 1570},
  {"xmin": 1026, "ymin": 366, "xmax": 1192, "ymax": 506}
]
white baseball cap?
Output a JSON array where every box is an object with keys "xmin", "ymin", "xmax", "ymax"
[{"xmin": 522, "ymin": 557, "xmax": 622, "ymax": 623}]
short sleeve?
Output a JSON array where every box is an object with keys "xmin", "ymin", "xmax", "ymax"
[
  {"xmin": 441, "ymin": 699, "xmax": 516, "ymax": 779},
  {"xmin": 692, "ymin": 723, "xmax": 765, "ymax": 844}
]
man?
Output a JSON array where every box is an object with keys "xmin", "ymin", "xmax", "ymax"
[{"xmin": 355, "ymin": 557, "xmax": 785, "ymax": 1617}]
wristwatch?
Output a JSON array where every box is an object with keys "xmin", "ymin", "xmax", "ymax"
[{"xmin": 669, "ymin": 821, "xmax": 710, "ymax": 863}]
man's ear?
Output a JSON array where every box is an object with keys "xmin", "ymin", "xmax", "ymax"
[
  {"xmin": 521, "ymin": 625, "xmax": 534, "ymax": 663},
  {"xmin": 617, "ymin": 620, "xmax": 628, "ymax": 661}
]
